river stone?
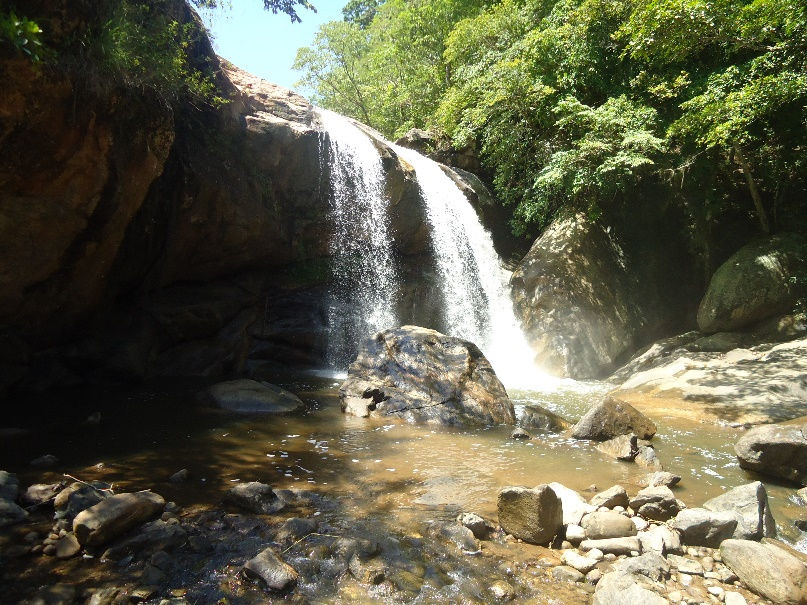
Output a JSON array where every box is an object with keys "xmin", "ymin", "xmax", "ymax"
[
  {"xmin": 582, "ymin": 511, "xmax": 637, "ymax": 540},
  {"xmin": 275, "ymin": 517, "xmax": 317, "ymax": 545},
  {"xmin": 720, "ymin": 539, "xmax": 807, "ymax": 605},
  {"xmin": 579, "ymin": 536, "xmax": 641, "ymax": 555},
  {"xmin": 457, "ymin": 512, "xmax": 495, "ymax": 540},
  {"xmin": 0, "ymin": 470, "xmax": 19, "ymax": 501},
  {"xmin": 697, "ymin": 233, "xmax": 807, "ymax": 333},
  {"xmin": 243, "ymin": 547, "xmax": 298, "ymax": 592},
  {"xmin": 204, "ymin": 379, "xmax": 304, "ymax": 414},
  {"xmin": 511, "ymin": 427, "xmax": 532, "ymax": 440},
  {"xmin": 596, "ymin": 434, "xmax": 639, "ymax": 461},
  {"xmin": 21, "ymin": 483, "xmax": 62, "ymax": 506},
  {"xmin": 0, "ymin": 498, "xmax": 28, "ymax": 527},
  {"xmin": 642, "ymin": 471, "xmax": 681, "ymax": 488},
  {"xmin": 672, "ymin": 508, "xmax": 738, "ymax": 547},
  {"xmin": 735, "ymin": 421, "xmax": 807, "ymax": 486},
  {"xmin": 349, "ymin": 552, "xmax": 386, "ymax": 585},
  {"xmin": 519, "ymin": 404, "xmax": 571, "ymax": 432},
  {"xmin": 703, "ymin": 481, "xmax": 776, "ymax": 540},
  {"xmin": 571, "ymin": 396, "xmax": 656, "ymax": 441},
  {"xmin": 589, "ymin": 485, "xmax": 629, "ymax": 509},
  {"xmin": 630, "ymin": 486, "xmax": 682, "ymax": 521},
  {"xmin": 340, "ymin": 326, "xmax": 515, "ymax": 426},
  {"xmin": 642, "ymin": 524, "xmax": 683, "ymax": 555},
  {"xmin": 433, "ymin": 522, "xmax": 479, "ymax": 552},
  {"xmin": 552, "ymin": 565, "xmax": 585, "ymax": 582},
  {"xmin": 592, "ymin": 570, "xmax": 668, "ymax": 605},
  {"xmin": 635, "ymin": 444, "xmax": 662, "ymax": 469},
  {"xmin": 54, "ymin": 481, "xmax": 110, "ymax": 521},
  {"xmin": 549, "ymin": 482, "xmax": 596, "ymax": 526},
  {"xmin": 565, "ymin": 524, "xmax": 586, "ymax": 544},
  {"xmin": 561, "ymin": 550, "xmax": 600, "ymax": 574},
  {"xmin": 55, "ymin": 532, "xmax": 81, "ymax": 559},
  {"xmin": 667, "ymin": 554, "xmax": 704, "ymax": 575},
  {"xmin": 226, "ymin": 482, "xmax": 284, "ymax": 514},
  {"xmin": 612, "ymin": 551, "xmax": 670, "ymax": 582},
  {"xmin": 101, "ymin": 519, "xmax": 187, "ymax": 560},
  {"xmin": 497, "ymin": 485, "xmax": 563, "ymax": 545},
  {"xmin": 798, "ymin": 487, "xmax": 807, "ymax": 504},
  {"xmin": 73, "ymin": 492, "xmax": 165, "ymax": 547}
]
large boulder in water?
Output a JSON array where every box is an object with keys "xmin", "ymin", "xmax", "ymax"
[
  {"xmin": 339, "ymin": 326, "xmax": 515, "ymax": 426},
  {"xmin": 719, "ymin": 539, "xmax": 807, "ymax": 605},
  {"xmin": 204, "ymin": 379, "xmax": 304, "ymax": 414},
  {"xmin": 698, "ymin": 233, "xmax": 807, "ymax": 333},
  {"xmin": 511, "ymin": 214, "xmax": 656, "ymax": 379},
  {"xmin": 571, "ymin": 395, "xmax": 656, "ymax": 441},
  {"xmin": 735, "ymin": 419, "xmax": 807, "ymax": 486}
]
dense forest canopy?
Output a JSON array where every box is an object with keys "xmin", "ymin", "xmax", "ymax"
[{"xmin": 295, "ymin": 0, "xmax": 807, "ymax": 262}]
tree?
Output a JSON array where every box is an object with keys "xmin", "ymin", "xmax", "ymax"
[
  {"xmin": 342, "ymin": 0, "xmax": 383, "ymax": 28},
  {"xmin": 194, "ymin": 0, "xmax": 316, "ymax": 23}
]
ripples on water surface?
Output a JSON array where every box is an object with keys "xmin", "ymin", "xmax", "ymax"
[{"xmin": 2, "ymin": 373, "xmax": 805, "ymax": 602}]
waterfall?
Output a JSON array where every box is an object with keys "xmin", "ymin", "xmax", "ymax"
[
  {"xmin": 391, "ymin": 145, "xmax": 540, "ymax": 387},
  {"xmin": 318, "ymin": 108, "xmax": 399, "ymax": 368}
]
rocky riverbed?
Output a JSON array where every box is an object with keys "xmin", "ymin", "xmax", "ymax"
[{"xmin": 1, "ymin": 374, "xmax": 806, "ymax": 604}]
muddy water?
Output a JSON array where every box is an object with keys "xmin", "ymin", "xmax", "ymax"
[{"xmin": 2, "ymin": 374, "xmax": 805, "ymax": 603}]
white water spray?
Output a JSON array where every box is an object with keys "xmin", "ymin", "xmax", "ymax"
[
  {"xmin": 392, "ymin": 145, "xmax": 547, "ymax": 388},
  {"xmin": 318, "ymin": 108, "xmax": 399, "ymax": 366}
]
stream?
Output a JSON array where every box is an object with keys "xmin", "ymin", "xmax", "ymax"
[{"xmin": 2, "ymin": 373, "xmax": 804, "ymax": 603}]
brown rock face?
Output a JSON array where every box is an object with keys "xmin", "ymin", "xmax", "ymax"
[
  {"xmin": 340, "ymin": 326, "xmax": 514, "ymax": 426},
  {"xmin": 0, "ymin": 58, "xmax": 174, "ymax": 338}
]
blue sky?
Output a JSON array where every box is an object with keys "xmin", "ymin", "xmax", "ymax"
[{"xmin": 198, "ymin": 1, "xmax": 344, "ymax": 95}]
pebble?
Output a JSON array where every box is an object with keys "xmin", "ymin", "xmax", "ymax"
[
  {"xmin": 707, "ymin": 586, "xmax": 724, "ymax": 598},
  {"xmin": 668, "ymin": 590, "xmax": 683, "ymax": 603},
  {"xmin": 588, "ymin": 548, "xmax": 604, "ymax": 561},
  {"xmin": 585, "ymin": 569, "xmax": 602, "ymax": 584},
  {"xmin": 631, "ymin": 517, "xmax": 649, "ymax": 531},
  {"xmin": 723, "ymin": 592, "xmax": 747, "ymax": 605},
  {"xmin": 604, "ymin": 553, "xmax": 616, "ymax": 561}
]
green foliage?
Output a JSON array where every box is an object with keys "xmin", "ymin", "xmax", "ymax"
[
  {"xmin": 298, "ymin": 0, "xmax": 805, "ymax": 246},
  {"xmin": 343, "ymin": 0, "xmax": 384, "ymax": 28},
  {"xmin": 80, "ymin": 1, "xmax": 227, "ymax": 108},
  {"xmin": 0, "ymin": 10, "xmax": 44, "ymax": 61},
  {"xmin": 194, "ymin": 0, "xmax": 316, "ymax": 23}
]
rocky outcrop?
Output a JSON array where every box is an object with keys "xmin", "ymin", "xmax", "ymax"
[
  {"xmin": 511, "ymin": 214, "xmax": 664, "ymax": 379},
  {"xmin": 611, "ymin": 336, "xmax": 807, "ymax": 425},
  {"xmin": 735, "ymin": 420, "xmax": 807, "ymax": 485},
  {"xmin": 698, "ymin": 233, "xmax": 807, "ymax": 333},
  {"xmin": 339, "ymin": 326, "xmax": 515, "ymax": 426}
]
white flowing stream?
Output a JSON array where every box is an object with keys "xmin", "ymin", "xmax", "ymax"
[
  {"xmin": 319, "ymin": 108, "xmax": 551, "ymax": 387},
  {"xmin": 318, "ymin": 108, "xmax": 399, "ymax": 367}
]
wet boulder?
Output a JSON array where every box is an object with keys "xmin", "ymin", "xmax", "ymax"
[
  {"xmin": 703, "ymin": 481, "xmax": 776, "ymax": 540},
  {"xmin": 697, "ymin": 233, "xmax": 807, "ymax": 333},
  {"xmin": 720, "ymin": 539, "xmax": 807, "ymax": 605},
  {"xmin": 518, "ymin": 404, "xmax": 570, "ymax": 432},
  {"xmin": 735, "ymin": 420, "xmax": 807, "ymax": 486},
  {"xmin": 204, "ymin": 379, "xmax": 304, "ymax": 414},
  {"xmin": 497, "ymin": 485, "xmax": 563, "ymax": 545},
  {"xmin": 642, "ymin": 471, "xmax": 681, "ymax": 488},
  {"xmin": 21, "ymin": 483, "xmax": 62, "ymax": 507},
  {"xmin": 457, "ymin": 512, "xmax": 495, "ymax": 540},
  {"xmin": 226, "ymin": 482, "xmax": 285, "ymax": 514},
  {"xmin": 340, "ymin": 326, "xmax": 515, "ymax": 426},
  {"xmin": 73, "ymin": 491, "xmax": 165, "ymax": 547},
  {"xmin": 571, "ymin": 396, "xmax": 656, "ymax": 441},
  {"xmin": 243, "ymin": 547, "xmax": 298, "ymax": 592}
]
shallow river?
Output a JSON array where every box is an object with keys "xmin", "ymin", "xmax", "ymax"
[{"xmin": 2, "ymin": 373, "xmax": 805, "ymax": 603}]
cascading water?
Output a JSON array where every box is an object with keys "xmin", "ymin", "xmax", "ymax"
[
  {"xmin": 392, "ymin": 145, "xmax": 543, "ymax": 387},
  {"xmin": 318, "ymin": 108, "xmax": 399, "ymax": 368}
]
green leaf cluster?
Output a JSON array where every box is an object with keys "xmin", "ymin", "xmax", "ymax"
[
  {"xmin": 296, "ymin": 0, "xmax": 807, "ymax": 247},
  {"xmin": 0, "ymin": 10, "xmax": 44, "ymax": 61}
]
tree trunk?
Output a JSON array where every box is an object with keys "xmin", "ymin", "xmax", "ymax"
[{"xmin": 733, "ymin": 145, "xmax": 770, "ymax": 235}]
